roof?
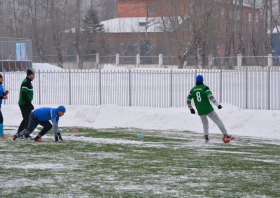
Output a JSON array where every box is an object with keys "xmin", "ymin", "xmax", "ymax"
[{"xmin": 100, "ymin": 17, "xmax": 185, "ymax": 33}]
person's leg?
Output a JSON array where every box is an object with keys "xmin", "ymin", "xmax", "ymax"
[
  {"xmin": 0, "ymin": 105, "xmax": 5, "ymax": 138},
  {"xmin": 207, "ymin": 111, "xmax": 227, "ymax": 136},
  {"xmin": 17, "ymin": 105, "xmax": 31, "ymax": 133},
  {"xmin": 200, "ymin": 115, "xmax": 209, "ymax": 139},
  {"xmin": 12, "ymin": 112, "xmax": 38, "ymax": 141},
  {"xmin": 34, "ymin": 121, "xmax": 52, "ymax": 141}
]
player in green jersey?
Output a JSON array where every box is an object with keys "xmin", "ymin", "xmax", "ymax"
[{"xmin": 187, "ymin": 75, "xmax": 235, "ymax": 143}]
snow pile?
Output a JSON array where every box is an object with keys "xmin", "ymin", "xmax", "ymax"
[
  {"xmin": 2, "ymin": 103, "xmax": 280, "ymax": 140},
  {"xmin": 33, "ymin": 63, "xmax": 65, "ymax": 72},
  {"xmin": 103, "ymin": 64, "xmax": 128, "ymax": 71}
]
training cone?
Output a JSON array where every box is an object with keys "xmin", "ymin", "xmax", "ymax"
[
  {"xmin": 72, "ymin": 129, "xmax": 79, "ymax": 133},
  {"xmin": 138, "ymin": 136, "xmax": 144, "ymax": 138}
]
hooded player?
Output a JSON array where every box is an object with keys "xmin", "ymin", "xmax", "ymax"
[{"xmin": 187, "ymin": 75, "xmax": 235, "ymax": 143}]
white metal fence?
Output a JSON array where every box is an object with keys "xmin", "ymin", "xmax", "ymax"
[{"xmin": 2, "ymin": 67, "xmax": 280, "ymax": 110}]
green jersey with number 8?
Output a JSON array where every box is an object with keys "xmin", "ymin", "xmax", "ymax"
[{"xmin": 187, "ymin": 85, "xmax": 214, "ymax": 115}]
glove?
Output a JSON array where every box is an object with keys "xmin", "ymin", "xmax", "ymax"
[
  {"xmin": 218, "ymin": 105, "xmax": 222, "ymax": 109},
  {"xmin": 29, "ymin": 104, "xmax": 34, "ymax": 110},
  {"xmin": 55, "ymin": 137, "xmax": 58, "ymax": 142},
  {"xmin": 190, "ymin": 109, "xmax": 195, "ymax": 114},
  {"xmin": 57, "ymin": 132, "xmax": 63, "ymax": 141}
]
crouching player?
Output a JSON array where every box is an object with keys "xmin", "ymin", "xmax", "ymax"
[{"xmin": 11, "ymin": 106, "xmax": 66, "ymax": 142}]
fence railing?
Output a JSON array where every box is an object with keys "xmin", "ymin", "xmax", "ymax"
[
  {"xmin": 3, "ymin": 67, "xmax": 280, "ymax": 110},
  {"xmin": 33, "ymin": 54, "xmax": 280, "ymax": 69}
]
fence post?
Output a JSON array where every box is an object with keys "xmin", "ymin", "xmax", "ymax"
[
  {"xmin": 99, "ymin": 69, "xmax": 102, "ymax": 105},
  {"xmin": 96, "ymin": 53, "xmax": 99, "ymax": 69},
  {"xmin": 77, "ymin": 54, "xmax": 79, "ymax": 65},
  {"xmin": 170, "ymin": 69, "xmax": 173, "ymax": 107},
  {"xmin": 183, "ymin": 61, "xmax": 187, "ymax": 69},
  {"xmin": 268, "ymin": 54, "xmax": 273, "ymax": 67},
  {"xmin": 116, "ymin": 54, "xmax": 119, "ymax": 66},
  {"xmin": 245, "ymin": 67, "xmax": 248, "ymax": 109},
  {"xmin": 237, "ymin": 54, "xmax": 242, "ymax": 70},
  {"xmin": 69, "ymin": 70, "xmax": 71, "ymax": 105},
  {"xmin": 136, "ymin": 54, "xmax": 140, "ymax": 67},
  {"xmin": 208, "ymin": 54, "xmax": 212, "ymax": 70},
  {"xmin": 129, "ymin": 69, "xmax": 131, "ymax": 106},
  {"xmin": 268, "ymin": 67, "xmax": 271, "ymax": 110},
  {"xmin": 220, "ymin": 69, "xmax": 223, "ymax": 103},
  {"xmin": 159, "ymin": 54, "xmax": 163, "ymax": 68},
  {"xmin": 38, "ymin": 70, "xmax": 41, "ymax": 105},
  {"xmin": 194, "ymin": 70, "xmax": 197, "ymax": 84}
]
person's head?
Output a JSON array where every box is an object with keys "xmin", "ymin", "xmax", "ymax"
[
  {"xmin": 0, "ymin": 74, "xmax": 3, "ymax": 84},
  {"xmin": 196, "ymin": 75, "xmax": 204, "ymax": 83},
  {"xmin": 57, "ymin": 105, "xmax": 66, "ymax": 117},
  {"xmin": 27, "ymin": 69, "xmax": 35, "ymax": 80}
]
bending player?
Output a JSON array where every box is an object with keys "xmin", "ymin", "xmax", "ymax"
[
  {"xmin": 11, "ymin": 106, "xmax": 66, "ymax": 142},
  {"xmin": 187, "ymin": 75, "xmax": 235, "ymax": 143}
]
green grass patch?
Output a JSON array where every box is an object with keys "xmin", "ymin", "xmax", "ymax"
[{"xmin": 0, "ymin": 127, "xmax": 279, "ymax": 197}]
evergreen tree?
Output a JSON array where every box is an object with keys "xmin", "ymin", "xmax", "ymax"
[{"xmin": 82, "ymin": 5, "xmax": 104, "ymax": 54}]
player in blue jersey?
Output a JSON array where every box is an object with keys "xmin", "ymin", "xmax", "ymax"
[
  {"xmin": 0, "ymin": 74, "xmax": 9, "ymax": 139},
  {"xmin": 11, "ymin": 105, "xmax": 66, "ymax": 142}
]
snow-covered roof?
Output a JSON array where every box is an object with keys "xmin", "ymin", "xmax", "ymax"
[
  {"xmin": 100, "ymin": 17, "xmax": 185, "ymax": 33},
  {"xmin": 268, "ymin": 27, "xmax": 280, "ymax": 34}
]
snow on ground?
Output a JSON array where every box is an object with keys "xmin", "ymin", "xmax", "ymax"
[
  {"xmin": 16, "ymin": 63, "xmax": 279, "ymax": 140},
  {"xmin": 32, "ymin": 63, "xmax": 65, "ymax": 72},
  {"xmin": 3, "ymin": 103, "xmax": 280, "ymax": 140}
]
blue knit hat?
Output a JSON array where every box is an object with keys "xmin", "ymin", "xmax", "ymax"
[
  {"xmin": 196, "ymin": 75, "xmax": 204, "ymax": 83},
  {"xmin": 57, "ymin": 105, "xmax": 66, "ymax": 113}
]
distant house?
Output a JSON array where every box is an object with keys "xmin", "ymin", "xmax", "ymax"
[{"xmin": 99, "ymin": 0, "xmax": 260, "ymax": 59}]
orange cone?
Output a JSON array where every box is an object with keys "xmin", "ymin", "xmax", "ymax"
[{"xmin": 72, "ymin": 129, "xmax": 78, "ymax": 133}]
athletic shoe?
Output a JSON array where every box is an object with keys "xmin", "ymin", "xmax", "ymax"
[
  {"xmin": 222, "ymin": 135, "xmax": 235, "ymax": 143},
  {"xmin": 0, "ymin": 135, "xmax": 8, "ymax": 139},
  {"xmin": 205, "ymin": 135, "xmax": 209, "ymax": 143},
  {"xmin": 24, "ymin": 135, "xmax": 34, "ymax": 140},
  {"xmin": 10, "ymin": 136, "xmax": 16, "ymax": 142},
  {"xmin": 34, "ymin": 138, "xmax": 44, "ymax": 142}
]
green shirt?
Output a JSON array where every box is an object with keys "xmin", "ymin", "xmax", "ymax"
[
  {"xmin": 187, "ymin": 84, "xmax": 214, "ymax": 115},
  {"xmin": 18, "ymin": 77, "xmax": 34, "ymax": 106}
]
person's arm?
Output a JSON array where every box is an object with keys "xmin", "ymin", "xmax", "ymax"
[
  {"xmin": 187, "ymin": 91, "xmax": 195, "ymax": 114},
  {"xmin": 51, "ymin": 117, "xmax": 59, "ymax": 137},
  {"xmin": 51, "ymin": 116, "xmax": 63, "ymax": 141},
  {"xmin": 21, "ymin": 83, "xmax": 34, "ymax": 109},
  {"xmin": 206, "ymin": 86, "xmax": 222, "ymax": 109}
]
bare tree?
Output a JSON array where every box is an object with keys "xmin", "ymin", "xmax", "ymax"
[
  {"xmin": 49, "ymin": 0, "xmax": 70, "ymax": 67},
  {"xmin": 26, "ymin": 0, "xmax": 50, "ymax": 62}
]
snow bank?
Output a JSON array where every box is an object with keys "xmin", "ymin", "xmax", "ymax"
[
  {"xmin": 3, "ymin": 104, "xmax": 280, "ymax": 140},
  {"xmin": 32, "ymin": 63, "xmax": 65, "ymax": 72},
  {"xmin": 103, "ymin": 64, "xmax": 128, "ymax": 71}
]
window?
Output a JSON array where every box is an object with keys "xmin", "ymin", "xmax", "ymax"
[
  {"xmin": 221, "ymin": 9, "xmax": 225, "ymax": 18},
  {"xmin": 237, "ymin": 11, "xmax": 240, "ymax": 20},
  {"xmin": 189, "ymin": 4, "xmax": 193, "ymax": 14},
  {"xmin": 148, "ymin": 4, "xmax": 157, "ymax": 15},
  {"xmin": 256, "ymin": 13, "xmax": 259, "ymax": 22},
  {"xmin": 139, "ymin": 22, "xmax": 148, "ymax": 27},
  {"xmin": 248, "ymin": 13, "xmax": 251, "ymax": 21}
]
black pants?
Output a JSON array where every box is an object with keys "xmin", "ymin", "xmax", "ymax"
[
  {"xmin": 21, "ymin": 112, "xmax": 52, "ymax": 137},
  {"xmin": 17, "ymin": 105, "xmax": 32, "ymax": 133}
]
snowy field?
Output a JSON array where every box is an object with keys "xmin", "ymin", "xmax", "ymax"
[
  {"xmin": 1, "ymin": 103, "xmax": 280, "ymax": 139},
  {"xmin": 1, "ymin": 128, "xmax": 279, "ymax": 197}
]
